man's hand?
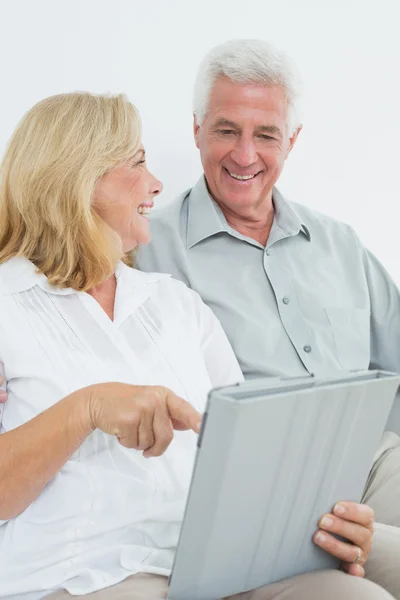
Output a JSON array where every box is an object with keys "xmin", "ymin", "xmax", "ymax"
[
  {"xmin": 313, "ymin": 501, "xmax": 374, "ymax": 577},
  {"xmin": 0, "ymin": 376, "xmax": 7, "ymax": 404}
]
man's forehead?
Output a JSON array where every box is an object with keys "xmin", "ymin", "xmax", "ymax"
[
  {"xmin": 209, "ymin": 77, "xmax": 287, "ymax": 103},
  {"xmin": 206, "ymin": 79, "xmax": 288, "ymax": 125}
]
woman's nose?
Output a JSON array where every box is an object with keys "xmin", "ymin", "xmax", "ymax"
[{"xmin": 150, "ymin": 174, "xmax": 163, "ymax": 197}]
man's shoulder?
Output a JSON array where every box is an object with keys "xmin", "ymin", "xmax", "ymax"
[
  {"xmin": 149, "ymin": 188, "xmax": 191, "ymax": 231},
  {"xmin": 137, "ymin": 188, "xmax": 193, "ymax": 278},
  {"xmin": 288, "ymin": 198, "xmax": 359, "ymax": 244}
]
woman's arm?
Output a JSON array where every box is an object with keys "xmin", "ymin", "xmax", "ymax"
[
  {"xmin": 0, "ymin": 383, "xmax": 200, "ymax": 521},
  {"xmin": 0, "ymin": 389, "xmax": 92, "ymax": 521}
]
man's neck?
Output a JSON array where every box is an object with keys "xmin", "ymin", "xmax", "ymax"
[
  {"xmin": 220, "ymin": 201, "xmax": 275, "ymax": 247},
  {"xmin": 204, "ymin": 179, "xmax": 275, "ymax": 246}
]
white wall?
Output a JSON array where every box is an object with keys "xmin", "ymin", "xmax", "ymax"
[{"xmin": 1, "ymin": 0, "xmax": 400, "ymax": 280}]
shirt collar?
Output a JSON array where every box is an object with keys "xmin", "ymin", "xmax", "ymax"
[
  {"xmin": 186, "ymin": 176, "xmax": 311, "ymax": 249},
  {"xmin": 113, "ymin": 261, "xmax": 170, "ymax": 324},
  {"xmin": 0, "ymin": 256, "xmax": 168, "ymax": 297},
  {"xmin": 271, "ymin": 187, "xmax": 311, "ymax": 242},
  {"xmin": 114, "ymin": 260, "xmax": 170, "ymax": 306},
  {"xmin": 186, "ymin": 176, "xmax": 227, "ymax": 249},
  {"xmin": 0, "ymin": 256, "xmax": 66, "ymax": 295}
]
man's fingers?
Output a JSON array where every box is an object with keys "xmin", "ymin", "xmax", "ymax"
[
  {"xmin": 318, "ymin": 513, "xmax": 372, "ymax": 550},
  {"xmin": 166, "ymin": 391, "xmax": 202, "ymax": 433},
  {"xmin": 312, "ymin": 502, "xmax": 374, "ymax": 576},
  {"xmin": 313, "ymin": 530, "xmax": 366, "ymax": 565},
  {"xmin": 333, "ymin": 502, "xmax": 374, "ymax": 528},
  {"xmin": 341, "ymin": 562, "xmax": 365, "ymax": 578}
]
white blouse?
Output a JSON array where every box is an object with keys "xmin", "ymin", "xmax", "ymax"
[{"xmin": 0, "ymin": 257, "xmax": 243, "ymax": 600}]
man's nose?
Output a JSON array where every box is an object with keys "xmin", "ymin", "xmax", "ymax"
[{"xmin": 230, "ymin": 138, "xmax": 258, "ymax": 168}]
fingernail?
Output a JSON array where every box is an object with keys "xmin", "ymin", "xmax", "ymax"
[
  {"xmin": 195, "ymin": 421, "xmax": 202, "ymax": 433},
  {"xmin": 320, "ymin": 516, "xmax": 333, "ymax": 528},
  {"xmin": 354, "ymin": 565, "xmax": 365, "ymax": 577},
  {"xmin": 359, "ymin": 503, "xmax": 374, "ymax": 515},
  {"xmin": 315, "ymin": 532, "xmax": 326, "ymax": 544},
  {"xmin": 334, "ymin": 503, "xmax": 346, "ymax": 515}
]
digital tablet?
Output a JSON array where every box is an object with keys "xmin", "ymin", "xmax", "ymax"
[{"xmin": 168, "ymin": 371, "xmax": 400, "ymax": 600}]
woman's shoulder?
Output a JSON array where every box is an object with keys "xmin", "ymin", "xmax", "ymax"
[
  {"xmin": 141, "ymin": 268, "xmax": 199, "ymax": 298},
  {"xmin": 0, "ymin": 256, "xmax": 39, "ymax": 296},
  {"xmin": 129, "ymin": 266, "xmax": 203, "ymax": 319}
]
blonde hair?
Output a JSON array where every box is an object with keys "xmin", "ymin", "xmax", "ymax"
[{"xmin": 0, "ymin": 92, "xmax": 142, "ymax": 291}]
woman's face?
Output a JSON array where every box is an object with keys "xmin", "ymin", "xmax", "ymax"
[{"xmin": 93, "ymin": 148, "xmax": 163, "ymax": 252}]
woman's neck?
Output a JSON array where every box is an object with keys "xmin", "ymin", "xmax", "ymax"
[{"xmin": 87, "ymin": 275, "xmax": 117, "ymax": 321}]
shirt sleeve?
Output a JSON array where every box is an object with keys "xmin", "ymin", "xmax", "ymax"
[
  {"xmin": 187, "ymin": 286, "xmax": 244, "ymax": 388},
  {"xmin": 361, "ymin": 246, "xmax": 400, "ymax": 373}
]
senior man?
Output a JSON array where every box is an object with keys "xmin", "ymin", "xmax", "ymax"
[{"xmin": 137, "ymin": 39, "xmax": 400, "ymax": 597}]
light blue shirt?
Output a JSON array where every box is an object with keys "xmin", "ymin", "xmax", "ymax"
[{"xmin": 137, "ymin": 177, "xmax": 400, "ymax": 383}]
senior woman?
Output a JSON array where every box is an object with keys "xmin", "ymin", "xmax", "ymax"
[{"xmin": 0, "ymin": 94, "xmax": 393, "ymax": 600}]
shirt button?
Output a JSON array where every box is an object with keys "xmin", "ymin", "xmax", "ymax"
[
  {"xmin": 282, "ymin": 297, "xmax": 290, "ymax": 305},
  {"xmin": 266, "ymin": 249, "xmax": 272, "ymax": 256},
  {"xmin": 303, "ymin": 345, "xmax": 312, "ymax": 353}
]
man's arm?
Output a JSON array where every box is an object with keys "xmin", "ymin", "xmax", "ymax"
[
  {"xmin": 361, "ymin": 247, "xmax": 400, "ymax": 433},
  {"xmin": 362, "ymin": 247, "xmax": 400, "ymax": 373}
]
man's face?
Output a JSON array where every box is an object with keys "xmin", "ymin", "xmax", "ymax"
[{"xmin": 194, "ymin": 77, "xmax": 300, "ymax": 217}]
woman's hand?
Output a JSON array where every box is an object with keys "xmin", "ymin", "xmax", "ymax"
[
  {"xmin": 313, "ymin": 501, "xmax": 374, "ymax": 577},
  {"xmin": 0, "ymin": 376, "xmax": 7, "ymax": 404},
  {"xmin": 86, "ymin": 383, "xmax": 202, "ymax": 457}
]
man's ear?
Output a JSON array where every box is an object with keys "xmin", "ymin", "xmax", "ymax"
[
  {"xmin": 287, "ymin": 126, "xmax": 302, "ymax": 157},
  {"xmin": 193, "ymin": 114, "xmax": 200, "ymax": 149}
]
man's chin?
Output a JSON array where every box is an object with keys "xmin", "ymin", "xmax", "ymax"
[
  {"xmin": 207, "ymin": 177, "xmax": 268, "ymax": 211},
  {"xmin": 221, "ymin": 187, "xmax": 261, "ymax": 207}
]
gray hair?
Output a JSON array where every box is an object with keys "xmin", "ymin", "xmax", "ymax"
[{"xmin": 193, "ymin": 39, "xmax": 303, "ymax": 135}]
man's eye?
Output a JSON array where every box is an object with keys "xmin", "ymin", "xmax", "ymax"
[
  {"xmin": 218, "ymin": 129, "xmax": 235, "ymax": 135},
  {"xmin": 259, "ymin": 134, "xmax": 275, "ymax": 141}
]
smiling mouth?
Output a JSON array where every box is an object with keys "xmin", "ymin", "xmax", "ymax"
[
  {"xmin": 224, "ymin": 168, "xmax": 261, "ymax": 181},
  {"xmin": 137, "ymin": 205, "xmax": 153, "ymax": 216}
]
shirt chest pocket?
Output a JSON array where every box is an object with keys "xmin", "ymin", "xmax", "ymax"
[{"xmin": 324, "ymin": 307, "xmax": 371, "ymax": 371}]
